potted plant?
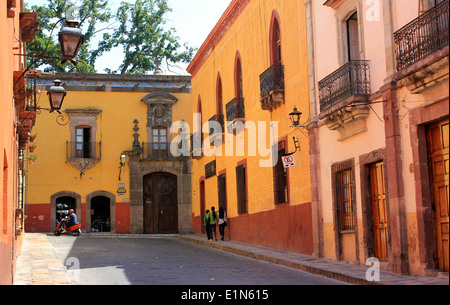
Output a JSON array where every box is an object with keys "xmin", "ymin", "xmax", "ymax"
[
  {"xmin": 29, "ymin": 143, "xmax": 37, "ymax": 152},
  {"xmin": 29, "ymin": 132, "xmax": 37, "ymax": 142},
  {"xmin": 29, "ymin": 153, "xmax": 38, "ymax": 164}
]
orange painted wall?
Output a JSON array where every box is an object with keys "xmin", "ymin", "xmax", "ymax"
[
  {"xmin": 188, "ymin": 0, "xmax": 313, "ymax": 254},
  {"xmin": 0, "ymin": 0, "xmax": 25, "ymax": 285}
]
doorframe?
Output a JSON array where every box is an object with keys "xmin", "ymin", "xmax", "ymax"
[
  {"xmin": 409, "ymin": 98, "xmax": 449, "ymax": 273},
  {"xmin": 85, "ymin": 191, "xmax": 116, "ymax": 234},
  {"xmin": 359, "ymin": 148, "xmax": 390, "ymax": 263}
]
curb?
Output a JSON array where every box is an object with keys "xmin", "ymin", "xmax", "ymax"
[{"xmin": 175, "ymin": 235, "xmax": 378, "ymax": 285}]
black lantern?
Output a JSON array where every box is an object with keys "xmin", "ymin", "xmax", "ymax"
[
  {"xmin": 59, "ymin": 19, "xmax": 84, "ymax": 65},
  {"xmin": 289, "ymin": 107, "xmax": 303, "ymax": 127},
  {"xmin": 47, "ymin": 80, "xmax": 66, "ymax": 113}
]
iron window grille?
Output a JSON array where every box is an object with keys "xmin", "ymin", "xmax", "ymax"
[
  {"xmin": 236, "ymin": 164, "xmax": 247, "ymax": 214},
  {"xmin": 332, "ymin": 159, "xmax": 356, "ymax": 232},
  {"xmin": 273, "ymin": 141, "xmax": 288, "ymax": 205}
]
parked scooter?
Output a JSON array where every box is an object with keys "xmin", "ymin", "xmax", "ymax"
[{"xmin": 54, "ymin": 218, "xmax": 81, "ymax": 236}]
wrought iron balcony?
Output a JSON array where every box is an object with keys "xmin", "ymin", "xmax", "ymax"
[
  {"xmin": 394, "ymin": 0, "xmax": 449, "ymax": 71},
  {"xmin": 318, "ymin": 60, "xmax": 371, "ymax": 113},
  {"xmin": 226, "ymin": 97, "xmax": 245, "ymax": 122},
  {"xmin": 141, "ymin": 142, "xmax": 180, "ymax": 160},
  {"xmin": 259, "ymin": 64, "xmax": 284, "ymax": 111},
  {"xmin": 66, "ymin": 141, "xmax": 101, "ymax": 161},
  {"xmin": 190, "ymin": 132, "xmax": 203, "ymax": 159},
  {"xmin": 208, "ymin": 113, "xmax": 225, "ymax": 136}
]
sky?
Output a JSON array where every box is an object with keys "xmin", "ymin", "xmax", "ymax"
[{"xmin": 25, "ymin": 0, "xmax": 233, "ymax": 75}]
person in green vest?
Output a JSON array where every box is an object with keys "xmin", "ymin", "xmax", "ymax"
[
  {"xmin": 204, "ymin": 209, "xmax": 211, "ymax": 240},
  {"xmin": 208, "ymin": 206, "xmax": 218, "ymax": 241}
]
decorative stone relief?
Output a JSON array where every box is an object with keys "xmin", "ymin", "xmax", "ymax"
[
  {"xmin": 142, "ymin": 92, "xmax": 179, "ymax": 129},
  {"xmin": 325, "ymin": 105, "xmax": 370, "ymax": 141}
]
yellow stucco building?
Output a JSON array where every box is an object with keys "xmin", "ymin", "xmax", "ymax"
[
  {"xmin": 187, "ymin": 0, "xmax": 314, "ymax": 255},
  {"xmin": 25, "ymin": 73, "xmax": 194, "ymax": 235}
]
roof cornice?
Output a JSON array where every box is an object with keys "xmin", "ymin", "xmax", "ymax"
[{"xmin": 186, "ymin": 0, "xmax": 251, "ymax": 78}]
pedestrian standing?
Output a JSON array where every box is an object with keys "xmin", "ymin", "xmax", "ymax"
[
  {"xmin": 218, "ymin": 207, "xmax": 227, "ymax": 241},
  {"xmin": 204, "ymin": 210, "xmax": 211, "ymax": 241},
  {"xmin": 208, "ymin": 206, "xmax": 218, "ymax": 241}
]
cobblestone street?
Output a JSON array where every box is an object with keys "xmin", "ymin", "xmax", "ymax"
[
  {"xmin": 18, "ymin": 234, "xmax": 345, "ymax": 285},
  {"xmin": 14, "ymin": 233, "xmax": 448, "ymax": 286}
]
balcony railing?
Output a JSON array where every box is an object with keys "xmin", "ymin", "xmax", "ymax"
[
  {"xmin": 226, "ymin": 97, "xmax": 245, "ymax": 122},
  {"xmin": 318, "ymin": 60, "xmax": 371, "ymax": 113},
  {"xmin": 66, "ymin": 142, "xmax": 101, "ymax": 161},
  {"xmin": 394, "ymin": 0, "xmax": 449, "ymax": 71},
  {"xmin": 208, "ymin": 113, "xmax": 225, "ymax": 136},
  {"xmin": 259, "ymin": 64, "xmax": 284, "ymax": 98},
  {"xmin": 190, "ymin": 132, "xmax": 203, "ymax": 158},
  {"xmin": 141, "ymin": 142, "xmax": 180, "ymax": 160}
]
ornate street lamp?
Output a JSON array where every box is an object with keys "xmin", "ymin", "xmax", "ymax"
[
  {"xmin": 289, "ymin": 107, "xmax": 303, "ymax": 127},
  {"xmin": 59, "ymin": 19, "xmax": 85, "ymax": 65},
  {"xmin": 47, "ymin": 80, "xmax": 67, "ymax": 113},
  {"xmin": 120, "ymin": 153, "xmax": 127, "ymax": 167},
  {"xmin": 118, "ymin": 152, "xmax": 127, "ymax": 181},
  {"xmin": 288, "ymin": 107, "xmax": 306, "ymax": 154}
]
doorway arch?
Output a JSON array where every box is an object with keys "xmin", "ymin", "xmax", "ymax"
[
  {"xmin": 86, "ymin": 191, "xmax": 116, "ymax": 233},
  {"xmin": 51, "ymin": 191, "xmax": 81, "ymax": 232}
]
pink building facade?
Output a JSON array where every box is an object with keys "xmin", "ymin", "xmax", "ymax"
[{"xmin": 306, "ymin": 0, "xmax": 448, "ymax": 276}]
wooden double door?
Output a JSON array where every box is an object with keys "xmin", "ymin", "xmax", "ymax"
[
  {"xmin": 143, "ymin": 172, "xmax": 178, "ymax": 234},
  {"xmin": 427, "ymin": 119, "xmax": 449, "ymax": 271}
]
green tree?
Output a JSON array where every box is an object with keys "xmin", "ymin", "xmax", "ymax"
[
  {"xmin": 26, "ymin": 0, "xmax": 196, "ymax": 75},
  {"xmin": 25, "ymin": 0, "xmax": 112, "ymax": 73},
  {"xmin": 98, "ymin": 0, "xmax": 196, "ymax": 74}
]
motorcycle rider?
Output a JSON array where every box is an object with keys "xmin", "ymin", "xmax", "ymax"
[{"xmin": 63, "ymin": 209, "xmax": 78, "ymax": 232}]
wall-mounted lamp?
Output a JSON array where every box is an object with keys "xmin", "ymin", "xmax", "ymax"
[
  {"xmin": 59, "ymin": 19, "xmax": 85, "ymax": 65},
  {"xmin": 289, "ymin": 107, "xmax": 303, "ymax": 127},
  {"xmin": 47, "ymin": 80, "xmax": 67, "ymax": 113},
  {"xmin": 118, "ymin": 152, "xmax": 127, "ymax": 181},
  {"xmin": 15, "ymin": 17, "xmax": 85, "ymax": 123},
  {"xmin": 289, "ymin": 107, "xmax": 307, "ymax": 154}
]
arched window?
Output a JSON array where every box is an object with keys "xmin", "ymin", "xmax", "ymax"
[
  {"xmin": 234, "ymin": 52, "xmax": 243, "ymax": 99},
  {"xmin": 216, "ymin": 73, "xmax": 223, "ymax": 117},
  {"xmin": 197, "ymin": 95, "xmax": 203, "ymax": 132},
  {"xmin": 269, "ymin": 11, "xmax": 282, "ymax": 66}
]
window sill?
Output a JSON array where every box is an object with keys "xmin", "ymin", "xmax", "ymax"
[{"xmin": 340, "ymin": 229, "xmax": 356, "ymax": 234}]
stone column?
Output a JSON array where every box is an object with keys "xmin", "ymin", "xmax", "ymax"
[{"xmin": 382, "ymin": 84, "xmax": 410, "ymax": 275}]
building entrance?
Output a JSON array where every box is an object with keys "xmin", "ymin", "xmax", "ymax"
[
  {"xmin": 91, "ymin": 196, "xmax": 111, "ymax": 232},
  {"xmin": 56, "ymin": 196, "xmax": 76, "ymax": 222},
  {"xmin": 143, "ymin": 172, "xmax": 178, "ymax": 234},
  {"xmin": 427, "ymin": 119, "xmax": 449, "ymax": 271}
]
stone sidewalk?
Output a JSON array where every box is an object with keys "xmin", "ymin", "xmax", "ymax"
[
  {"xmin": 176, "ymin": 234, "xmax": 449, "ymax": 286},
  {"xmin": 14, "ymin": 233, "xmax": 73, "ymax": 285},
  {"xmin": 13, "ymin": 233, "xmax": 449, "ymax": 285}
]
